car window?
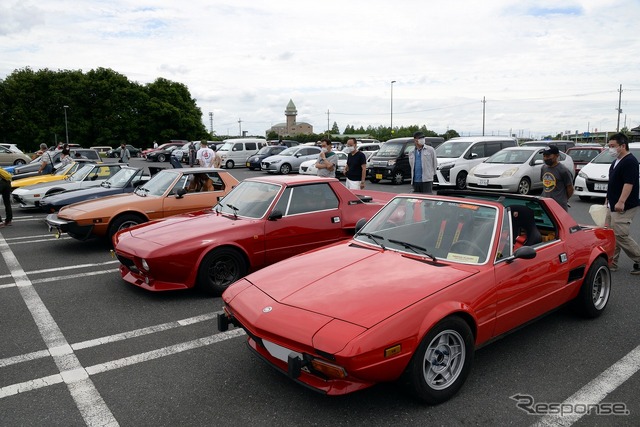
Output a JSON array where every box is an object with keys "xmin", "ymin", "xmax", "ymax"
[
  {"xmin": 404, "ymin": 144, "xmax": 415, "ymax": 155},
  {"xmin": 568, "ymin": 149, "xmax": 600, "ymax": 162},
  {"xmin": 245, "ymin": 143, "xmax": 256, "ymax": 151},
  {"xmin": 285, "ymin": 184, "xmax": 339, "ymax": 215},
  {"xmin": 496, "ymin": 209, "xmax": 513, "ymax": 261},
  {"xmin": 233, "ymin": 143, "xmax": 243, "ymax": 151},
  {"xmin": 485, "ymin": 142, "xmax": 502, "ymax": 157},
  {"xmin": 436, "ymin": 141, "xmax": 472, "ymax": 158},
  {"xmin": 469, "ymin": 143, "xmax": 485, "ymax": 159}
]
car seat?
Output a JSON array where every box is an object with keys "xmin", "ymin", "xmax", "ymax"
[{"xmin": 511, "ymin": 205, "xmax": 542, "ymax": 248}]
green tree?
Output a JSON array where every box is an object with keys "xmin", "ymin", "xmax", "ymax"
[{"xmin": 441, "ymin": 129, "xmax": 460, "ymax": 140}]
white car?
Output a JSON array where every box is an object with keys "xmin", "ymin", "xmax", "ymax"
[
  {"xmin": 574, "ymin": 142, "xmax": 640, "ymax": 201},
  {"xmin": 299, "ymin": 151, "xmax": 348, "ymax": 177},
  {"xmin": 12, "ymin": 163, "xmax": 122, "ymax": 208},
  {"xmin": 467, "ymin": 146, "xmax": 574, "ymax": 195}
]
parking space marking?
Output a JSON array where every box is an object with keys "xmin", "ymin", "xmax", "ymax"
[
  {"xmin": 0, "ymin": 312, "xmax": 219, "ymax": 366},
  {"xmin": 0, "ymin": 260, "xmax": 119, "ymax": 280},
  {"xmin": 0, "ymin": 235, "xmax": 118, "ymax": 426},
  {"xmin": 532, "ymin": 344, "xmax": 640, "ymax": 426},
  {"xmin": 31, "ymin": 269, "xmax": 119, "ymax": 284},
  {"xmin": 0, "ymin": 374, "xmax": 65, "ymax": 399}
]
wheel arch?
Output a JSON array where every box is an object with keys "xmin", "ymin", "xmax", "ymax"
[
  {"xmin": 109, "ymin": 210, "xmax": 149, "ymax": 230},
  {"xmin": 417, "ymin": 304, "xmax": 479, "ymax": 346}
]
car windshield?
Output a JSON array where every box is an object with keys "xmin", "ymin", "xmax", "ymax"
[
  {"xmin": 256, "ymin": 146, "xmax": 276, "ymax": 155},
  {"xmin": 376, "ymin": 143, "xmax": 404, "ymax": 157},
  {"xmin": 278, "ymin": 147, "xmax": 299, "ymax": 156},
  {"xmin": 591, "ymin": 147, "xmax": 640, "ymax": 164},
  {"xmin": 355, "ymin": 196, "xmax": 497, "ymax": 264},
  {"xmin": 218, "ymin": 142, "xmax": 234, "ymax": 151},
  {"xmin": 436, "ymin": 141, "xmax": 472, "ymax": 158},
  {"xmin": 216, "ymin": 181, "xmax": 281, "ymax": 219},
  {"xmin": 102, "ymin": 168, "xmax": 141, "ymax": 188},
  {"xmin": 486, "ymin": 149, "xmax": 532, "ymax": 164},
  {"xmin": 54, "ymin": 163, "xmax": 76, "ymax": 176},
  {"xmin": 136, "ymin": 170, "xmax": 179, "ymax": 196},
  {"xmin": 68, "ymin": 164, "xmax": 95, "ymax": 182},
  {"xmin": 567, "ymin": 149, "xmax": 601, "ymax": 163}
]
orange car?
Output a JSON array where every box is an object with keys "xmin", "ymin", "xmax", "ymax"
[{"xmin": 45, "ymin": 167, "xmax": 238, "ymax": 242}]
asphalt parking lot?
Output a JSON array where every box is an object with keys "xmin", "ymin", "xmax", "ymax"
[{"xmin": 1, "ymin": 159, "xmax": 638, "ymax": 426}]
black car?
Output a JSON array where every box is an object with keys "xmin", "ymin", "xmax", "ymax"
[
  {"xmin": 246, "ymin": 145, "xmax": 287, "ymax": 170},
  {"xmin": 107, "ymin": 145, "xmax": 142, "ymax": 158},
  {"xmin": 145, "ymin": 145, "xmax": 181, "ymax": 162},
  {"xmin": 39, "ymin": 166, "xmax": 150, "ymax": 213}
]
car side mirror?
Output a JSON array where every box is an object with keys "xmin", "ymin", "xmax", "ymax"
[
  {"xmin": 505, "ymin": 246, "xmax": 537, "ymax": 264},
  {"xmin": 268, "ymin": 210, "xmax": 283, "ymax": 221},
  {"xmin": 355, "ymin": 218, "xmax": 367, "ymax": 233},
  {"xmin": 176, "ymin": 188, "xmax": 187, "ymax": 198},
  {"xmin": 534, "ymin": 159, "xmax": 543, "ymax": 165}
]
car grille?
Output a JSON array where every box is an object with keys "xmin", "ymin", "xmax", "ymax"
[
  {"xmin": 468, "ymin": 183, "xmax": 503, "ymax": 190},
  {"xmin": 262, "ymin": 162, "xmax": 270, "ymax": 168},
  {"xmin": 300, "ymin": 166, "xmax": 308, "ymax": 172},
  {"xmin": 117, "ymin": 255, "xmax": 139, "ymax": 273},
  {"xmin": 371, "ymin": 160, "xmax": 387, "ymax": 167}
]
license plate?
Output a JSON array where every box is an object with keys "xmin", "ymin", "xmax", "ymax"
[
  {"xmin": 246, "ymin": 162, "xmax": 250, "ymax": 167},
  {"xmin": 375, "ymin": 173, "xmax": 383, "ymax": 179},
  {"xmin": 478, "ymin": 178, "xmax": 489, "ymax": 186},
  {"xmin": 594, "ymin": 183, "xmax": 608, "ymax": 191},
  {"xmin": 262, "ymin": 339, "xmax": 302, "ymax": 363}
]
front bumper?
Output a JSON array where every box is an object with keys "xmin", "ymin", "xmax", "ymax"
[
  {"xmin": 574, "ymin": 176, "xmax": 608, "ymax": 198},
  {"xmin": 45, "ymin": 213, "xmax": 94, "ymax": 240},
  {"xmin": 261, "ymin": 162, "xmax": 281, "ymax": 172},
  {"xmin": 369, "ymin": 167, "xmax": 396, "ymax": 181},
  {"xmin": 467, "ymin": 176, "xmax": 519, "ymax": 192}
]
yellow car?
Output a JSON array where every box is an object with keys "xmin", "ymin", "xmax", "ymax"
[{"xmin": 11, "ymin": 162, "xmax": 87, "ymax": 189}]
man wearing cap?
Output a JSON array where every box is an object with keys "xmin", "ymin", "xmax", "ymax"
[
  {"xmin": 408, "ymin": 131, "xmax": 437, "ymax": 193},
  {"xmin": 540, "ymin": 144, "xmax": 574, "ymax": 212}
]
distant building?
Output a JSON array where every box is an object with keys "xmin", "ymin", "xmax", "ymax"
[{"xmin": 268, "ymin": 99, "xmax": 313, "ymax": 137}]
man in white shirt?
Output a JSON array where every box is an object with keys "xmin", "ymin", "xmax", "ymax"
[{"xmin": 196, "ymin": 141, "xmax": 216, "ymax": 168}]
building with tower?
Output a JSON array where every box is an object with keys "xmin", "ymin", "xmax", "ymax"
[{"xmin": 268, "ymin": 99, "xmax": 313, "ymax": 137}]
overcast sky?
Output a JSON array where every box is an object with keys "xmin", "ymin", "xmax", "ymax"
[{"xmin": 1, "ymin": 0, "xmax": 639, "ymax": 139}]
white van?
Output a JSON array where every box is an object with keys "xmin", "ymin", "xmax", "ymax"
[
  {"xmin": 434, "ymin": 136, "xmax": 518, "ymax": 189},
  {"xmin": 217, "ymin": 138, "xmax": 267, "ymax": 169}
]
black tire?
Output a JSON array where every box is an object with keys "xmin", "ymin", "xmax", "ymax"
[
  {"xmin": 225, "ymin": 160, "xmax": 235, "ymax": 169},
  {"xmin": 517, "ymin": 177, "xmax": 532, "ymax": 195},
  {"xmin": 157, "ymin": 154, "xmax": 166, "ymax": 163},
  {"xmin": 13, "ymin": 159, "xmax": 26, "ymax": 165},
  {"xmin": 579, "ymin": 196, "xmax": 591, "ymax": 201},
  {"xmin": 403, "ymin": 316, "xmax": 474, "ymax": 404},
  {"xmin": 108, "ymin": 214, "xmax": 145, "ymax": 242},
  {"xmin": 197, "ymin": 248, "xmax": 247, "ymax": 295},
  {"xmin": 369, "ymin": 177, "xmax": 380, "ymax": 184},
  {"xmin": 392, "ymin": 171, "xmax": 404, "ymax": 185},
  {"xmin": 575, "ymin": 257, "xmax": 610, "ymax": 318},
  {"xmin": 279, "ymin": 163, "xmax": 292, "ymax": 175},
  {"xmin": 455, "ymin": 172, "xmax": 468, "ymax": 190},
  {"xmin": 248, "ymin": 167, "xmax": 255, "ymax": 171}
]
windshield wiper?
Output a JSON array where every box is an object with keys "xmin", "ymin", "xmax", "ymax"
[
  {"xmin": 226, "ymin": 203, "xmax": 239, "ymax": 219},
  {"xmin": 388, "ymin": 239, "xmax": 437, "ymax": 262},
  {"xmin": 359, "ymin": 232, "xmax": 386, "ymax": 250}
]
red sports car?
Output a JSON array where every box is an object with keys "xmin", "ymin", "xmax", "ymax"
[
  {"xmin": 218, "ymin": 191, "xmax": 615, "ymax": 404},
  {"xmin": 113, "ymin": 175, "xmax": 394, "ymax": 295}
]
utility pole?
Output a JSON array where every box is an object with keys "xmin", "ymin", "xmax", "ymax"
[
  {"xmin": 616, "ymin": 84, "xmax": 623, "ymax": 131},
  {"xmin": 390, "ymin": 80, "xmax": 396, "ymax": 131},
  {"xmin": 238, "ymin": 118, "xmax": 242, "ymax": 136},
  {"xmin": 63, "ymin": 105, "xmax": 70, "ymax": 144},
  {"xmin": 482, "ymin": 97, "xmax": 486, "ymax": 136},
  {"xmin": 326, "ymin": 110, "xmax": 330, "ymax": 133},
  {"xmin": 209, "ymin": 112, "xmax": 213, "ymax": 134}
]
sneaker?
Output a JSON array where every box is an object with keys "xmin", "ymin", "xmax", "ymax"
[
  {"xmin": 3, "ymin": 220, "xmax": 10, "ymax": 226},
  {"xmin": 631, "ymin": 263, "xmax": 640, "ymax": 275}
]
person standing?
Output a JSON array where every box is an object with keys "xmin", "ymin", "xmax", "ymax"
[
  {"xmin": 604, "ymin": 133, "xmax": 640, "ymax": 274},
  {"xmin": 33, "ymin": 143, "xmax": 48, "ymax": 160},
  {"xmin": 188, "ymin": 141, "xmax": 197, "ymax": 167},
  {"xmin": 540, "ymin": 145, "xmax": 574, "ymax": 212},
  {"xmin": 37, "ymin": 145, "xmax": 55, "ymax": 174},
  {"xmin": 196, "ymin": 141, "xmax": 215, "ymax": 168},
  {"xmin": 153, "ymin": 140, "xmax": 158, "ymax": 149},
  {"xmin": 343, "ymin": 138, "xmax": 367, "ymax": 190},
  {"xmin": 59, "ymin": 147, "xmax": 72, "ymax": 169},
  {"xmin": 0, "ymin": 168, "xmax": 12, "ymax": 227},
  {"xmin": 408, "ymin": 131, "xmax": 437, "ymax": 193},
  {"xmin": 170, "ymin": 146, "xmax": 184, "ymax": 168},
  {"xmin": 315, "ymin": 138, "xmax": 337, "ymax": 178},
  {"xmin": 212, "ymin": 146, "xmax": 222, "ymax": 168},
  {"xmin": 119, "ymin": 143, "xmax": 131, "ymax": 164}
]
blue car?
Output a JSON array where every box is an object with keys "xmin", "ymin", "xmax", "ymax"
[{"xmin": 38, "ymin": 166, "xmax": 150, "ymax": 213}]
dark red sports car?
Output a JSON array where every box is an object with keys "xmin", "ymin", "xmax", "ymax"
[
  {"xmin": 218, "ymin": 191, "xmax": 615, "ymax": 404},
  {"xmin": 113, "ymin": 175, "xmax": 394, "ymax": 295}
]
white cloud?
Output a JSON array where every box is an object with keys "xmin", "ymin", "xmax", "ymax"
[{"xmin": 1, "ymin": 0, "xmax": 639, "ymax": 138}]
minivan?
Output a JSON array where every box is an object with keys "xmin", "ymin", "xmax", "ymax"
[
  {"xmin": 434, "ymin": 136, "xmax": 518, "ymax": 189},
  {"xmin": 217, "ymin": 138, "xmax": 267, "ymax": 169},
  {"xmin": 368, "ymin": 137, "xmax": 444, "ymax": 185}
]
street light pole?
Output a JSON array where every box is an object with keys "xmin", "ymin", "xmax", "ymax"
[
  {"xmin": 390, "ymin": 80, "xmax": 396, "ymax": 132},
  {"xmin": 63, "ymin": 105, "xmax": 69, "ymax": 145}
]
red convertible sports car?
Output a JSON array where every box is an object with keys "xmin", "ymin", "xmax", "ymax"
[
  {"xmin": 218, "ymin": 190, "xmax": 615, "ymax": 404},
  {"xmin": 113, "ymin": 175, "xmax": 394, "ymax": 295}
]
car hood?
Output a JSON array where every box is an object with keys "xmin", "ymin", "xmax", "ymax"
[
  {"xmin": 241, "ymin": 243, "xmax": 477, "ymax": 329},
  {"xmin": 13, "ymin": 175, "xmax": 65, "ymax": 187},
  {"xmin": 58, "ymin": 193, "xmax": 152, "ymax": 217},
  {"xmin": 42, "ymin": 186, "xmax": 122, "ymax": 204},
  {"xmin": 579, "ymin": 162, "xmax": 610, "ymax": 179},
  {"xmin": 120, "ymin": 211, "xmax": 249, "ymax": 248},
  {"xmin": 473, "ymin": 163, "xmax": 525, "ymax": 175}
]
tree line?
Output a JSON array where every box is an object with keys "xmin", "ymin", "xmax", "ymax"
[{"xmin": 0, "ymin": 67, "xmax": 208, "ymax": 152}]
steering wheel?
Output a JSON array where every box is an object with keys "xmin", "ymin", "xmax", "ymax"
[{"xmin": 449, "ymin": 240, "xmax": 485, "ymax": 258}]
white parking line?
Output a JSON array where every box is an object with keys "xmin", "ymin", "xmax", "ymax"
[
  {"xmin": 0, "ymin": 235, "xmax": 118, "ymax": 426},
  {"xmin": 532, "ymin": 344, "xmax": 640, "ymax": 426},
  {"xmin": 0, "ymin": 260, "xmax": 119, "ymax": 280}
]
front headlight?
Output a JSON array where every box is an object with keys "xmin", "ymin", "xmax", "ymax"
[
  {"xmin": 141, "ymin": 259, "xmax": 150, "ymax": 272},
  {"xmin": 469, "ymin": 166, "xmax": 477, "ymax": 175},
  {"xmin": 387, "ymin": 159, "xmax": 396, "ymax": 166},
  {"xmin": 270, "ymin": 159, "xmax": 282, "ymax": 164},
  {"xmin": 578, "ymin": 171, "xmax": 589, "ymax": 179},
  {"xmin": 501, "ymin": 167, "xmax": 518, "ymax": 177},
  {"xmin": 438, "ymin": 162, "xmax": 454, "ymax": 171}
]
